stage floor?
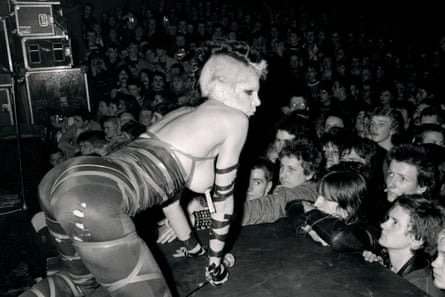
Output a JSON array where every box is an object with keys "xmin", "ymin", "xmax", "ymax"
[
  {"xmin": 159, "ymin": 219, "xmax": 430, "ymax": 297},
  {"xmin": 0, "ymin": 211, "xmax": 432, "ymax": 297}
]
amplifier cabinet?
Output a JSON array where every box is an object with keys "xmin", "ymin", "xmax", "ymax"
[
  {"xmin": 25, "ymin": 68, "xmax": 90, "ymax": 125},
  {"xmin": 21, "ymin": 35, "xmax": 72, "ymax": 70},
  {"xmin": 14, "ymin": 2, "xmax": 64, "ymax": 36}
]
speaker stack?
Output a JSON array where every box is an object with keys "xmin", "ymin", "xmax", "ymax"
[{"xmin": 0, "ymin": 1, "xmax": 91, "ymax": 210}]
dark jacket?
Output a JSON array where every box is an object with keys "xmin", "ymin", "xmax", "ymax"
[
  {"xmin": 286, "ymin": 200, "xmax": 380, "ymax": 252},
  {"xmin": 398, "ymin": 253, "xmax": 445, "ymax": 297}
]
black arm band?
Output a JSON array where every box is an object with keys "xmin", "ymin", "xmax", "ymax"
[
  {"xmin": 214, "ymin": 181, "xmax": 235, "ymax": 192},
  {"xmin": 215, "ymin": 164, "xmax": 239, "ymax": 174}
]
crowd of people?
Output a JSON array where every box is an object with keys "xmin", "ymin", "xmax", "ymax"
[{"xmin": 18, "ymin": 0, "xmax": 445, "ymax": 296}]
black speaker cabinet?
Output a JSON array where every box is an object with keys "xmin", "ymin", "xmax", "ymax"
[
  {"xmin": 25, "ymin": 68, "xmax": 91, "ymax": 125},
  {"xmin": 21, "ymin": 35, "xmax": 73, "ymax": 70},
  {"xmin": 13, "ymin": 2, "xmax": 66, "ymax": 36}
]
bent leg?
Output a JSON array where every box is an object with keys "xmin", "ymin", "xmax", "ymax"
[{"xmin": 39, "ymin": 169, "xmax": 172, "ymax": 297}]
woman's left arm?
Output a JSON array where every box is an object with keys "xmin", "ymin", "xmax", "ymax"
[{"xmin": 206, "ymin": 113, "xmax": 248, "ymax": 283}]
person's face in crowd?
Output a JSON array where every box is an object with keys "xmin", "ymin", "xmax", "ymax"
[
  {"xmin": 322, "ymin": 56, "xmax": 332, "ymax": 70},
  {"xmin": 108, "ymin": 15, "xmax": 117, "ymax": 28},
  {"xmin": 379, "ymin": 205, "xmax": 420, "ymax": 252},
  {"xmin": 369, "ymin": 115, "xmax": 392, "ymax": 144},
  {"xmin": 305, "ymin": 66, "xmax": 318, "ymax": 83},
  {"xmin": 416, "ymin": 88, "xmax": 428, "ymax": 104},
  {"xmin": 186, "ymin": 23, "xmax": 194, "ymax": 34},
  {"xmin": 324, "ymin": 116, "xmax": 344, "ymax": 133},
  {"xmin": 323, "ymin": 142, "xmax": 340, "ymax": 169},
  {"xmin": 288, "ymin": 96, "xmax": 307, "ymax": 112},
  {"xmin": 336, "ymin": 64, "xmax": 347, "ymax": 77},
  {"xmin": 361, "ymin": 68, "xmax": 372, "ymax": 81},
  {"xmin": 246, "ymin": 168, "xmax": 273, "ymax": 201},
  {"xmin": 108, "ymin": 29, "xmax": 119, "ymax": 43},
  {"xmin": 332, "ymin": 81, "xmax": 347, "ymax": 100},
  {"xmin": 49, "ymin": 151, "xmax": 65, "ymax": 167},
  {"xmin": 379, "ymin": 90, "xmax": 393, "ymax": 106},
  {"xmin": 314, "ymin": 193, "xmax": 347, "ymax": 219},
  {"xmin": 134, "ymin": 26, "xmax": 144, "ymax": 40},
  {"xmin": 273, "ymin": 130, "xmax": 296, "ymax": 156},
  {"xmin": 118, "ymin": 69, "xmax": 129, "ymax": 84},
  {"xmin": 152, "ymin": 75, "xmax": 165, "ymax": 91},
  {"xmin": 413, "ymin": 103, "xmax": 430, "ymax": 126},
  {"xmin": 139, "ymin": 72, "xmax": 150, "ymax": 89},
  {"xmin": 86, "ymin": 31, "xmax": 97, "ymax": 45},
  {"xmin": 139, "ymin": 109, "xmax": 153, "ymax": 127},
  {"xmin": 97, "ymin": 100, "xmax": 109, "ymax": 116},
  {"xmin": 109, "ymin": 102, "xmax": 118, "ymax": 116},
  {"xmin": 73, "ymin": 115, "xmax": 87, "ymax": 129},
  {"xmin": 279, "ymin": 155, "xmax": 308, "ymax": 188},
  {"xmin": 432, "ymin": 235, "xmax": 445, "ymax": 289},
  {"xmin": 175, "ymin": 35, "xmax": 186, "ymax": 48},
  {"xmin": 172, "ymin": 76, "xmax": 185, "ymax": 93},
  {"xmin": 288, "ymin": 32, "xmax": 299, "ymax": 46},
  {"xmin": 355, "ymin": 110, "xmax": 369, "ymax": 135},
  {"xmin": 152, "ymin": 94, "xmax": 166, "ymax": 107},
  {"xmin": 128, "ymin": 43, "xmax": 139, "ymax": 56},
  {"xmin": 106, "ymin": 47, "xmax": 119, "ymax": 62},
  {"xmin": 422, "ymin": 130, "xmax": 445, "ymax": 147},
  {"xmin": 386, "ymin": 160, "xmax": 425, "ymax": 202},
  {"xmin": 103, "ymin": 120, "xmax": 119, "ymax": 140},
  {"xmin": 119, "ymin": 112, "xmax": 136, "ymax": 126},
  {"xmin": 128, "ymin": 84, "xmax": 140, "ymax": 98},
  {"xmin": 83, "ymin": 4, "xmax": 93, "ymax": 17},
  {"xmin": 79, "ymin": 141, "xmax": 95, "ymax": 156},
  {"xmin": 289, "ymin": 54, "xmax": 301, "ymax": 69},
  {"xmin": 318, "ymin": 89, "xmax": 331, "ymax": 106}
]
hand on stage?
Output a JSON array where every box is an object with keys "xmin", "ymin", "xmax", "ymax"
[
  {"xmin": 173, "ymin": 246, "xmax": 207, "ymax": 258},
  {"xmin": 362, "ymin": 250, "xmax": 384, "ymax": 265},
  {"xmin": 157, "ymin": 218, "xmax": 177, "ymax": 244}
]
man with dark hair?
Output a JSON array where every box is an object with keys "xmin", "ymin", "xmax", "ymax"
[
  {"xmin": 187, "ymin": 138, "xmax": 322, "ymax": 229},
  {"xmin": 386, "ymin": 144, "xmax": 439, "ymax": 202},
  {"xmin": 77, "ymin": 130, "xmax": 108, "ymax": 156},
  {"xmin": 365, "ymin": 195, "xmax": 445, "ymax": 297}
]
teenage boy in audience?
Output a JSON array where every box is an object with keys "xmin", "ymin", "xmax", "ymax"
[
  {"xmin": 368, "ymin": 106, "xmax": 405, "ymax": 152},
  {"xmin": 159, "ymin": 138, "xmax": 322, "ymax": 241},
  {"xmin": 385, "ymin": 144, "xmax": 439, "ymax": 203},
  {"xmin": 364, "ymin": 195, "xmax": 445, "ymax": 297}
]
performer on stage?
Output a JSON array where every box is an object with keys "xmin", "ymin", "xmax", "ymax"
[{"xmin": 21, "ymin": 41, "xmax": 267, "ymax": 297}]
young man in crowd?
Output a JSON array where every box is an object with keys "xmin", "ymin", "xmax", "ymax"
[{"xmin": 365, "ymin": 195, "xmax": 445, "ymax": 297}]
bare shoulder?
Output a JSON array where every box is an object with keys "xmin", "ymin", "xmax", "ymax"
[{"xmin": 197, "ymin": 101, "xmax": 249, "ymax": 130}]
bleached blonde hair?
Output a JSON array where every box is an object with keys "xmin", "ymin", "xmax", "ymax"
[{"xmin": 199, "ymin": 52, "xmax": 267, "ymax": 98}]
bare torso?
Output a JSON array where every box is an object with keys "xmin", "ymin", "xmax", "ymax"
[{"xmin": 148, "ymin": 100, "xmax": 249, "ymax": 193}]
